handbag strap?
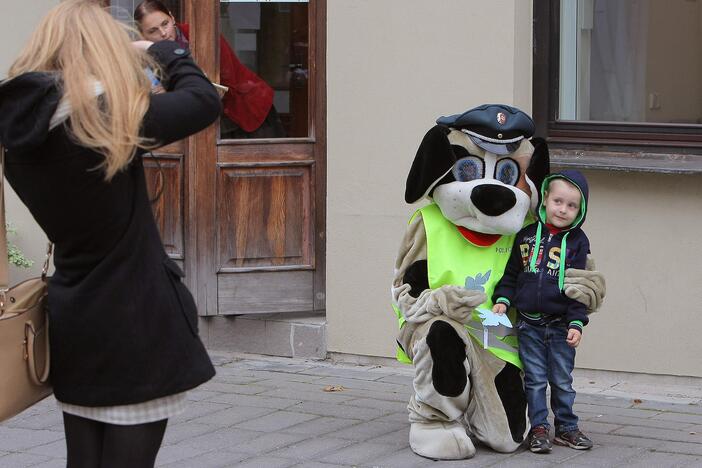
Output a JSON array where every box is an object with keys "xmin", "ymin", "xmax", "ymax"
[
  {"xmin": 0, "ymin": 147, "xmax": 11, "ymax": 293},
  {"xmin": 0, "ymin": 147, "xmax": 53, "ymax": 302}
]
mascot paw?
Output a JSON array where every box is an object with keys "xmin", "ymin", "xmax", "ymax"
[{"xmin": 409, "ymin": 421, "xmax": 476, "ymax": 460}]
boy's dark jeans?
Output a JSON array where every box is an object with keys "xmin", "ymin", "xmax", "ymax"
[{"xmin": 518, "ymin": 320, "xmax": 579, "ymax": 434}]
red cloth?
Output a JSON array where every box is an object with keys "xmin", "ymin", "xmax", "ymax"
[{"xmin": 179, "ymin": 24, "xmax": 274, "ymax": 132}]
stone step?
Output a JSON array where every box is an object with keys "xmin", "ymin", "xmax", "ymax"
[{"xmin": 199, "ymin": 312, "xmax": 327, "ymax": 360}]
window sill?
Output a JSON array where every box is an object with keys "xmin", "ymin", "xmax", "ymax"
[{"xmin": 549, "ymin": 147, "xmax": 702, "ymax": 175}]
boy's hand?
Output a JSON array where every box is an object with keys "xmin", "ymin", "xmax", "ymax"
[
  {"xmin": 492, "ymin": 303, "xmax": 507, "ymax": 315},
  {"xmin": 566, "ymin": 328, "xmax": 582, "ymax": 347}
]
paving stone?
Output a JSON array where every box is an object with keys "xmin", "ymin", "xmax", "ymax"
[
  {"xmin": 175, "ymin": 427, "xmax": 262, "ymax": 452},
  {"xmin": 0, "ymin": 427, "xmax": 64, "ymax": 451},
  {"xmin": 324, "ymin": 386, "xmax": 411, "ymax": 403},
  {"xmin": 362, "ymin": 446, "xmax": 440, "ymax": 468},
  {"xmin": 289, "ymin": 462, "xmax": 348, "ymax": 468},
  {"xmin": 232, "ymin": 456, "xmax": 296, "ymax": 468},
  {"xmin": 26, "ymin": 439, "xmax": 66, "ymax": 458},
  {"xmin": 369, "ymin": 426, "xmax": 410, "ymax": 447},
  {"xmin": 0, "ymin": 452, "xmax": 50, "ymax": 468},
  {"xmin": 547, "ymin": 445, "xmax": 646, "ymax": 467},
  {"xmin": 588, "ymin": 432, "xmax": 665, "ymax": 449},
  {"xmin": 651, "ymin": 411, "xmax": 702, "ymax": 424},
  {"xmin": 280, "ymin": 416, "xmax": 362, "ymax": 436},
  {"xmin": 3, "ymin": 410, "xmax": 63, "ymax": 431},
  {"xmin": 579, "ymin": 410, "xmax": 696, "ymax": 430},
  {"xmin": 153, "ymin": 443, "xmax": 216, "ymax": 466},
  {"xmin": 300, "ymin": 365, "xmax": 392, "ymax": 381},
  {"xmin": 200, "ymin": 382, "xmax": 270, "ymax": 395},
  {"xmin": 169, "ymin": 401, "xmax": 232, "ymax": 424},
  {"xmin": 206, "ymin": 392, "xmax": 301, "ymax": 410},
  {"xmin": 162, "ymin": 422, "xmax": 220, "ymax": 445},
  {"xmin": 328, "ymin": 420, "xmax": 406, "ymax": 441},
  {"xmin": 653, "ymin": 441, "xmax": 702, "ymax": 456},
  {"xmin": 374, "ymin": 374, "xmax": 414, "ymax": 386},
  {"xmin": 31, "ymin": 459, "xmax": 67, "ymax": 468},
  {"xmin": 573, "ymin": 402, "xmax": 660, "ymax": 419},
  {"xmin": 314, "ymin": 377, "xmax": 410, "ymax": 395},
  {"xmin": 340, "ymin": 397, "xmax": 409, "ymax": 413},
  {"xmin": 285, "ymin": 400, "xmax": 389, "ymax": 420},
  {"xmin": 374, "ymin": 412, "xmax": 410, "ymax": 424},
  {"xmin": 184, "ymin": 390, "xmax": 222, "ymax": 402},
  {"xmin": 578, "ymin": 420, "xmax": 623, "ymax": 434},
  {"xmin": 189, "ymin": 405, "xmax": 276, "ymax": 427},
  {"xmin": 613, "ymin": 425, "xmax": 702, "ymax": 443},
  {"xmin": 635, "ymin": 401, "xmax": 702, "ymax": 414},
  {"xmin": 259, "ymin": 387, "xmax": 358, "ymax": 404},
  {"xmin": 574, "ymin": 393, "xmax": 639, "ymax": 408},
  {"xmin": 233, "ymin": 410, "xmax": 318, "ymax": 432},
  {"xmin": 268, "ymin": 437, "xmax": 353, "ymax": 459},
  {"xmin": 613, "ymin": 450, "xmax": 701, "ymax": 467},
  {"xmin": 227, "ymin": 432, "xmax": 310, "ymax": 455},
  {"xmin": 159, "ymin": 450, "xmax": 249, "ymax": 468},
  {"xmin": 318, "ymin": 441, "xmax": 400, "ymax": 466}
]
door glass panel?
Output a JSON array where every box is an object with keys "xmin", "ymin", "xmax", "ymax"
[
  {"xmin": 219, "ymin": 1, "xmax": 309, "ymax": 139},
  {"xmin": 558, "ymin": 0, "xmax": 702, "ymax": 125}
]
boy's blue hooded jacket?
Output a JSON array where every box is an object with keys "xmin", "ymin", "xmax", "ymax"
[{"xmin": 492, "ymin": 170, "xmax": 590, "ymax": 332}]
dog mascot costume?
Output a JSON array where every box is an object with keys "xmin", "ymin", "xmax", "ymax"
[{"xmin": 391, "ymin": 104, "xmax": 605, "ymax": 460}]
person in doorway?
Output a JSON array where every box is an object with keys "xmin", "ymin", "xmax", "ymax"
[
  {"xmin": 134, "ymin": 0, "xmax": 286, "ymax": 139},
  {"xmin": 0, "ymin": 1, "xmax": 220, "ymax": 466},
  {"xmin": 492, "ymin": 171, "xmax": 595, "ymax": 453}
]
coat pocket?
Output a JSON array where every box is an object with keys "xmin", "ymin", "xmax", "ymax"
[{"xmin": 163, "ymin": 258, "xmax": 199, "ymax": 336}]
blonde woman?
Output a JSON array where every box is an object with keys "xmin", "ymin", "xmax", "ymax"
[{"xmin": 0, "ymin": 1, "xmax": 220, "ymax": 466}]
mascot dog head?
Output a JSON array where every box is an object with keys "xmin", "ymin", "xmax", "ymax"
[{"xmin": 406, "ymin": 104, "xmax": 549, "ymax": 236}]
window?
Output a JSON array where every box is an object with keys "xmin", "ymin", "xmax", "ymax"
[
  {"xmin": 219, "ymin": 1, "xmax": 309, "ymax": 140},
  {"xmin": 533, "ymin": 0, "xmax": 702, "ymax": 170}
]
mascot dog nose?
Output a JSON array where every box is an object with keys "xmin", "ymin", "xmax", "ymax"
[{"xmin": 470, "ymin": 185, "xmax": 516, "ymax": 216}]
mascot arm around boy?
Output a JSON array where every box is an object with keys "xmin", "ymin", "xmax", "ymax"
[{"xmin": 391, "ymin": 104, "xmax": 605, "ymax": 460}]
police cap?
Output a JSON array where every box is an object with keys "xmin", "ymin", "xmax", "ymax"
[{"xmin": 436, "ymin": 104, "xmax": 535, "ymax": 155}]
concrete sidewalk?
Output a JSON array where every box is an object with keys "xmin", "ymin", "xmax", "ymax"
[{"xmin": 2, "ymin": 352, "xmax": 702, "ymax": 467}]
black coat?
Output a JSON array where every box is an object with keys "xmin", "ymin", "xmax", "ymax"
[{"xmin": 0, "ymin": 41, "xmax": 220, "ymax": 406}]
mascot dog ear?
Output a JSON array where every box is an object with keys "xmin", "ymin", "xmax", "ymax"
[
  {"xmin": 526, "ymin": 137, "xmax": 550, "ymax": 203},
  {"xmin": 405, "ymin": 125, "xmax": 456, "ymax": 203}
]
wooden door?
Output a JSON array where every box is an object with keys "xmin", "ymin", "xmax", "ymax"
[{"xmin": 174, "ymin": 0, "xmax": 326, "ymax": 317}]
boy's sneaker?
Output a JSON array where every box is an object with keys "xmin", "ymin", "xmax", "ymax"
[
  {"xmin": 554, "ymin": 430, "xmax": 593, "ymax": 450},
  {"xmin": 528, "ymin": 425, "xmax": 552, "ymax": 453}
]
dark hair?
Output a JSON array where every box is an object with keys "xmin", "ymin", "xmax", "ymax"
[{"xmin": 134, "ymin": 0, "xmax": 171, "ymax": 28}]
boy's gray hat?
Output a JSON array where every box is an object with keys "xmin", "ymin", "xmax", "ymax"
[{"xmin": 436, "ymin": 104, "xmax": 535, "ymax": 155}]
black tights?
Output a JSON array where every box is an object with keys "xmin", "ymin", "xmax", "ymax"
[{"xmin": 63, "ymin": 412, "xmax": 167, "ymax": 468}]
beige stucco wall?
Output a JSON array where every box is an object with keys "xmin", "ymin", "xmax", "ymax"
[
  {"xmin": 1, "ymin": 1, "xmax": 58, "ymax": 282},
  {"xmin": 326, "ymin": 0, "xmax": 702, "ymax": 378},
  {"xmin": 572, "ymin": 170, "xmax": 702, "ymax": 377},
  {"xmin": 326, "ymin": 0, "xmax": 533, "ymax": 357}
]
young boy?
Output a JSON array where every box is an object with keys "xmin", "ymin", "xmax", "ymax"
[{"xmin": 492, "ymin": 170, "xmax": 593, "ymax": 453}]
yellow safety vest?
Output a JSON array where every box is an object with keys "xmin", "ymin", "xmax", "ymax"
[{"xmin": 394, "ymin": 203, "xmax": 522, "ymax": 369}]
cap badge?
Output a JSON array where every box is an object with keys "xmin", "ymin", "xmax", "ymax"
[{"xmin": 496, "ymin": 112, "xmax": 507, "ymax": 125}]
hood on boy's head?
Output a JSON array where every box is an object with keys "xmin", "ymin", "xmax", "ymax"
[{"xmin": 538, "ymin": 169, "xmax": 589, "ymax": 229}]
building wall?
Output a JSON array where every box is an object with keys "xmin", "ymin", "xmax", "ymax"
[
  {"xmin": 326, "ymin": 0, "xmax": 531, "ymax": 357},
  {"xmin": 1, "ymin": 0, "xmax": 58, "ymax": 282},
  {"xmin": 326, "ymin": 0, "xmax": 702, "ymax": 378}
]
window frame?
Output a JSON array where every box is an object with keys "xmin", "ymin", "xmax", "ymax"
[{"xmin": 532, "ymin": 0, "xmax": 702, "ymax": 173}]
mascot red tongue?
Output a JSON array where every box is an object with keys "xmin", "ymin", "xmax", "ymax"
[{"xmin": 391, "ymin": 104, "xmax": 604, "ymax": 460}]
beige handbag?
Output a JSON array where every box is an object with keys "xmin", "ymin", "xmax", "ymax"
[{"xmin": 0, "ymin": 151, "xmax": 53, "ymax": 422}]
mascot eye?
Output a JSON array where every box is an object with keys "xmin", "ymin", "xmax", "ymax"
[
  {"xmin": 495, "ymin": 158, "xmax": 519, "ymax": 185},
  {"xmin": 452, "ymin": 157, "xmax": 484, "ymax": 182}
]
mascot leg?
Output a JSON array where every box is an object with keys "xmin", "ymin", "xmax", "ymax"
[
  {"xmin": 463, "ymin": 336, "xmax": 528, "ymax": 453},
  {"xmin": 407, "ymin": 317, "xmax": 476, "ymax": 460}
]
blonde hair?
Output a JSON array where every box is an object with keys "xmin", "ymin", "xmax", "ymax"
[{"xmin": 8, "ymin": 0, "xmax": 156, "ymax": 180}]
